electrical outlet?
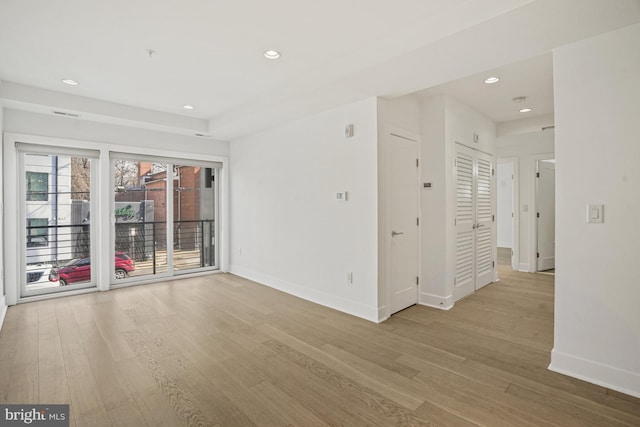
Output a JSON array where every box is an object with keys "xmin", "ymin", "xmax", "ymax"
[{"xmin": 346, "ymin": 272, "xmax": 353, "ymax": 284}]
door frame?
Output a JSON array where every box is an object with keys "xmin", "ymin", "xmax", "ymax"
[
  {"xmin": 379, "ymin": 126, "xmax": 420, "ymax": 322},
  {"xmin": 528, "ymin": 153, "xmax": 555, "ymax": 272},
  {"xmin": 497, "ymin": 157, "xmax": 519, "ymax": 271}
]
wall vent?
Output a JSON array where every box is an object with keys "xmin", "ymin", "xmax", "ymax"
[{"xmin": 52, "ymin": 110, "xmax": 80, "ymax": 118}]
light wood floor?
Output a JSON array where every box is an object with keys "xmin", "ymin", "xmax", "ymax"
[{"xmin": 1, "ymin": 268, "xmax": 639, "ymax": 426}]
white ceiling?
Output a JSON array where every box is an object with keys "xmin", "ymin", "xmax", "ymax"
[
  {"xmin": 1, "ymin": 0, "xmax": 639, "ymax": 140},
  {"xmin": 412, "ymin": 53, "xmax": 554, "ymax": 124}
]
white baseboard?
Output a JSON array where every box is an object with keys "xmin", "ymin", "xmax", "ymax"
[
  {"xmin": 419, "ymin": 292, "xmax": 454, "ymax": 310},
  {"xmin": 549, "ymin": 348, "xmax": 640, "ymax": 399},
  {"xmin": 377, "ymin": 305, "xmax": 389, "ymax": 323},
  {"xmin": 0, "ymin": 295, "xmax": 7, "ymax": 332},
  {"xmin": 497, "ymin": 242, "xmax": 512, "ymax": 248},
  {"xmin": 518, "ymin": 262, "xmax": 531, "ymax": 272},
  {"xmin": 229, "ymin": 265, "xmax": 379, "ymax": 323}
]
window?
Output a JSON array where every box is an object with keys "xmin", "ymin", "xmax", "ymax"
[
  {"xmin": 27, "ymin": 218, "xmax": 49, "ymax": 247},
  {"xmin": 26, "ymin": 171, "xmax": 49, "ymax": 201}
]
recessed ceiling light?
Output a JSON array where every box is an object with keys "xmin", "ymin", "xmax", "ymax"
[
  {"xmin": 264, "ymin": 50, "xmax": 281, "ymax": 60},
  {"xmin": 62, "ymin": 79, "xmax": 79, "ymax": 86},
  {"xmin": 512, "ymin": 96, "xmax": 527, "ymax": 103},
  {"xmin": 183, "ymin": 105, "xmax": 195, "ymax": 110},
  {"xmin": 484, "ymin": 76, "xmax": 500, "ymax": 84},
  {"xmin": 519, "ymin": 108, "xmax": 533, "ymax": 113}
]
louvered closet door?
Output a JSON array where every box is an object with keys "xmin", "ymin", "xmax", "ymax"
[
  {"xmin": 454, "ymin": 144, "xmax": 495, "ymax": 302},
  {"xmin": 454, "ymin": 145, "xmax": 476, "ymax": 300},
  {"xmin": 475, "ymin": 151, "xmax": 494, "ymax": 289}
]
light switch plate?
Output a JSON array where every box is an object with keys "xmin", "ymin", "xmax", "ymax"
[{"xmin": 587, "ymin": 204, "xmax": 604, "ymax": 223}]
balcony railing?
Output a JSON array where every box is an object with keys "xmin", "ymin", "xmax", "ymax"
[{"xmin": 26, "ymin": 220, "xmax": 215, "ymax": 283}]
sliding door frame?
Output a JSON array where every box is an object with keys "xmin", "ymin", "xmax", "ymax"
[{"xmin": 3, "ymin": 132, "xmax": 229, "ymax": 306}]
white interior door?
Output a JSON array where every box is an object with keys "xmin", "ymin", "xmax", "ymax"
[
  {"xmin": 455, "ymin": 144, "xmax": 495, "ymax": 301},
  {"xmin": 537, "ymin": 160, "xmax": 555, "ymax": 271},
  {"xmin": 389, "ymin": 133, "xmax": 419, "ymax": 314}
]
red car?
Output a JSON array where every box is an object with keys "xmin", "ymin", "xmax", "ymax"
[{"xmin": 49, "ymin": 252, "xmax": 135, "ymax": 285}]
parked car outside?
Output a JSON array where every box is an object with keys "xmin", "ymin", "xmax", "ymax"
[
  {"xmin": 49, "ymin": 252, "xmax": 135, "ymax": 286},
  {"xmin": 26, "ymin": 263, "xmax": 54, "ymax": 288}
]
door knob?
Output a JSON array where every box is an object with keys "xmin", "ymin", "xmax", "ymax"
[{"xmin": 392, "ymin": 231, "xmax": 404, "ymax": 237}]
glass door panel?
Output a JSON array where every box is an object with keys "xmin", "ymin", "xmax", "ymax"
[
  {"xmin": 173, "ymin": 165, "xmax": 216, "ymax": 272},
  {"xmin": 23, "ymin": 154, "xmax": 94, "ymax": 295},
  {"xmin": 114, "ymin": 160, "xmax": 168, "ymax": 279}
]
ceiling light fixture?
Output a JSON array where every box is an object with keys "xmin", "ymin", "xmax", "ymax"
[
  {"xmin": 62, "ymin": 79, "xmax": 79, "ymax": 86},
  {"xmin": 484, "ymin": 76, "xmax": 500, "ymax": 84},
  {"xmin": 183, "ymin": 105, "xmax": 195, "ymax": 110},
  {"xmin": 519, "ymin": 108, "xmax": 533, "ymax": 113},
  {"xmin": 512, "ymin": 96, "xmax": 527, "ymax": 103},
  {"xmin": 264, "ymin": 50, "xmax": 281, "ymax": 60}
]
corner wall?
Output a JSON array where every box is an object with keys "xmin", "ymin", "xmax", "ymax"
[
  {"xmin": 551, "ymin": 23, "xmax": 640, "ymax": 398},
  {"xmin": 229, "ymin": 98, "xmax": 380, "ymax": 321}
]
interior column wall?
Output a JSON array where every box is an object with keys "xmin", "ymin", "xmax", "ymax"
[{"xmin": 550, "ymin": 22, "xmax": 640, "ymax": 398}]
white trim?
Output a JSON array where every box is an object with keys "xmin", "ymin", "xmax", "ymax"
[
  {"xmin": 230, "ymin": 265, "xmax": 379, "ymax": 323},
  {"xmin": 5, "ymin": 132, "xmax": 228, "ymax": 165},
  {"xmin": 15, "ymin": 142, "xmax": 100, "ymax": 158},
  {"xmin": 0, "ymin": 295, "xmax": 7, "ymax": 332},
  {"xmin": 518, "ymin": 263, "xmax": 530, "ymax": 272},
  {"xmin": 419, "ymin": 292, "xmax": 454, "ymax": 310},
  {"xmin": 377, "ymin": 306, "xmax": 389, "ymax": 323},
  {"xmin": 550, "ymin": 349, "xmax": 640, "ymax": 399}
]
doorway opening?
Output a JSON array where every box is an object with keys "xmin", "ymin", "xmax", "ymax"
[
  {"xmin": 536, "ymin": 159, "xmax": 555, "ymax": 274},
  {"xmin": 497, "ymin": 158, "xmax": 518, "ymax": 270}
]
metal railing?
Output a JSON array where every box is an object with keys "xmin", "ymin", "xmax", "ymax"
[{"xmin": 26, "ymin": 220, "xmax": 215, "ymax": 281}]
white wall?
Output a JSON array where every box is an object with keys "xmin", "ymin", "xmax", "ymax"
[
  {"xmin": 419, "ymin": 96, "xmax": 448, "ymax": 308},
  {"xmin": 0, "ymin": 100, "xmax": 6, "ymax": 329},
  {"xmin": 497, "ymin": 129, "xmax": 554, "ymax": 271},
  {"xmin": 229, "ymin": 98, "xmax": 380, "ymax": 321},
  {"xmin": 497, "ymin": 160, "xmax": 513, "ymax": 248},
  {"xmin": 377, "ymin": 96, "xmax": 421, "ymax": 134},
  {"xmin": 420, "ymin": 95, "xmax": 497, "ymax": 309},
  {"xmin": 550, "ymin": 23, "xmax": 640, "ymax": 398},
  {"xmin": 3, "ymin": 109, "xmax": 228, "ymax": 157}
]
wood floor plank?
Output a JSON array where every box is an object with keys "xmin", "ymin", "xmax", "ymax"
[
  {"xmin": 258, "ymin": 323, "xmax": 425, "ymax": 410},
  {"xmin": 2, "ymin": 269, "xmax": 639, "ymax": 426},
  {"xmin": 249, "ymin": 380, "xmax": 331, "ymax": 427}
]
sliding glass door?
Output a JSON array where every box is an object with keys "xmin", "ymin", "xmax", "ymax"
[
  {"xmin": 21, "ymin": 150, "xmax": 97, "ymax": 297},
  {"xmin": 111, "ymin": 156, "xmax": 219, "ymax": 284}
]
